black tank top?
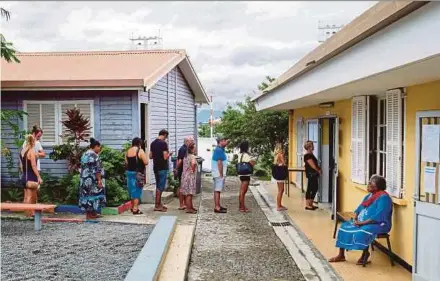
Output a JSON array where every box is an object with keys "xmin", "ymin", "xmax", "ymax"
[{"xmin": 127, "ymin": 148, "xmax": 145, "ymax": 173}]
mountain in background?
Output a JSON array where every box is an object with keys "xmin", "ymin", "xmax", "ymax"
[{"xmin": 197, "ymin": 109, "xmax": 223, "ymax": 123}]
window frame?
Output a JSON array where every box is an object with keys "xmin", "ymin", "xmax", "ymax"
[{"xmin": 23, "ymin": 100, "xmax": 94, "ymax": 146}]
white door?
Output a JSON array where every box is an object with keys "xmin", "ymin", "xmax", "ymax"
[
  {"xmin": 332, "ymin": 117, "xmax": 339, "ymax": 220},
  {"xmin": 307, "ymin": 119, "xmax": 320, "ymax": 159},
  {"xmin": 296, "ymin": 119, "xmax": 304, "ymax": 184},
  {"xmin": 413, "ymin": 111, "xmax": 440, "ymax": 281}
]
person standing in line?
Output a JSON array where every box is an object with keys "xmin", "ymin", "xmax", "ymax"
[
  {"xmin": 22, "ymin": 125, "xmax": 45, "ymax": 174},
  {"xmin": 149, "ymin": 129, "xmax": 172, "ymax": 212},
  {"xmin": 126, "ymin": 137, "xmax": 149, "ymax": 215},
  {"xmin": 20, "ymin": 134, "xmax": 43, "ymax": 217},
  {"xmin": 180, "ymin": 142, "xmax": 198, "ymax": 214},
  {"xmin": 303, "ymin": 140, "xmax": 321, "ymax": 210},
  {"xmin": 272, "ymin": 143, "xmax": 288, "ymax": 211},
  {"xmin": 211, "ymin": 135, "xmax": 229, "ymax": 213},
  {"xmin": 236, "ymin": 141, "xmax": 256, "ymax": 213},
  {"xmin": 78, "ymin": 138, "xmax": 106, "ymax": 220},
  {"xmin": 176, "ymin": 136, "xmax": 194, "ymax": 210}
]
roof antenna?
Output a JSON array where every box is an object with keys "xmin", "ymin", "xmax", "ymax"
[{"xmin": 129, "ymin": 32, "xmax": 163, "ymax": 50}]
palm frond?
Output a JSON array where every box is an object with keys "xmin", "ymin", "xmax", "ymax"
[{"xmin": 0, "ymin": 8, "xmax": 10, "ymax": 21}]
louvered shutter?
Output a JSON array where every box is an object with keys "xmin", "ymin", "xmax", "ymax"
[
  {"xmin": 351, "ymin": 96, "xmax": 368, "ymax": 184},
  {"xmin": 76, "ymin": 103, "xmax": 92, "ymax": 142},
  {"xmin": 385, "ymin": 89, "xmax": 403, "ymax": 197},
  {"xmin": 26, "ymin": 104, "xmax": 41, "ymax": 131},
  {"xmin": 40, "ymin": 104, "xmax": 56, "ymax": 144},
  {"xmin": 60, "ymin": 104, "xmax": 74, "ymax": 143}
]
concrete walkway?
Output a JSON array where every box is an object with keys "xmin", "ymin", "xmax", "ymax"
[{"xmin": 187, "ymin": 177, "xmax": 305, "ymax": 281}]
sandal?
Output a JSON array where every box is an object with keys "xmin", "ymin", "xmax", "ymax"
[
  {"xmin": 154, "ymin": 207, "xmax": 168, "ymax": 212},
  {"xmin": 277, "ymin": 206, "xmax": 288, "ymax": 211},
  {"xmin": 239, "ymin": 208, "xmax": 250, "ymax": 213},
  {"xmin": 305, "ymin": 207, "xmax": 316, "ymax": 211},
  {"xmin": 178, "ymin": 206, "xmax": 186, "ymax": 210},
  {"xmin": 356, "ymin": 252, "xmax": 371, "ymax": 265},
  {"xmin": 132, "ymin": 209, "xmax": 143, "ymax": 215},
  {"xmin": 328, "ymin": 256, "xmax": 346, "ymax": 263},
  {"xmin": 185, "ymin": 209, "xmax": 198, "ymax": 214},
  {"xmin": 214, "ymin": 208, "xmax": 227, "ymax": 213}
]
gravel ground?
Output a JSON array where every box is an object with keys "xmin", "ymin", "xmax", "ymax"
[
  {"xmin": 187, "ymin": 177, "xmax": 305, "ymax": 281},
  {"xmin": 1, "ymin": 220, "xmax": 153, "ymax": 281}
]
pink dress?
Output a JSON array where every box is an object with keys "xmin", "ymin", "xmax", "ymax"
[{"xmin": 181, "ymin": 154, "xmax": 197, "ymax": 195}]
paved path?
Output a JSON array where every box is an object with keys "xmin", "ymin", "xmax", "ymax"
[{"xmin": 187, "ymin": 177, "xmax": 305, "ymax": 281}]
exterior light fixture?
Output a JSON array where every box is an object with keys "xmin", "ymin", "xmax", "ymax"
[{"xmin": 319, "ymin": 102, "xmax": 334, "ymax": 108}]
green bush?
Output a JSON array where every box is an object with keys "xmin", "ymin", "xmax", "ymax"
[{"xmin": 105, "ymin": 178, "xmax": 129, "ymax": 207}]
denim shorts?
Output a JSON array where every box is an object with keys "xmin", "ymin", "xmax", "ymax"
[
  {"xmin": 213, "ymin": 177, "xmax": 225, "ymax": 192},
  {"xmin": 154, "ymin": 170, "xmax": 168, "ymax": 192}
]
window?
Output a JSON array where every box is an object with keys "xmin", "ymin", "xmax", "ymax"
[
  {"xmin": 24, "ymin": 100, "xmax": 94, "ymax": 146},
  {"xmin": 351, "ymin": 90, "xmax": 405, "ymax": 198}
]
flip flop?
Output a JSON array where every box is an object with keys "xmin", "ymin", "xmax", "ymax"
[
  {"xmin": 132, "ymin": 209, "xmax": 143, "ymax": 215},
  {"xmin": 178, "ymin": 206, "xmax": 186, "ymax": 210},
  {"xmin": 186, "ymin": 209, "xmax": 198, "ymax": 214},
  {"xmin": 239, "ymin": 208, "xmax": 250, "ymax": 213},
  {"xmin": 154, "ymin": 207, "xmax": 167, "ymax": 212},
  {"xmin": 328, "ymin": 256, "xmax": 346, "ymax": 263},
  {"xmin": 214, "ymin": 208, "xmax": 227, "ymax": 213},
  {"xmin": 305, "ymin": 207, "xmax": 316, "ymax": 211},
  {"xmin": 356, "ymin": 252, "xmax": 371, "ymax": 265}
]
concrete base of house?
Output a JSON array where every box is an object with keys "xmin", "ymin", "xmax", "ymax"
[{"xmin": 142, "ymin": 185, "xmax": 174, "ymax": 205}]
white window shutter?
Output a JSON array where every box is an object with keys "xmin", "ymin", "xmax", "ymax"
[
  {"xmin": 76, "ymin": 103, "xmax": 93, "ymax": 141},
  {"xmin": 40, "ymin": 104, "xmax": 56, "ymax": 144},
  {"xmin": 26, "ymin": 104, "xmax": 41, "ymax": 131},
  {"xmin": 351, "ymin": 96, "xmax": 368, "ymax": 185},
  {"xmin": 385, "ymin": 89, "xmax": 403, "ymax": 197},
  {"xmin": 60, "ymin": 103, "xmax": 74, "ymax": 143}
]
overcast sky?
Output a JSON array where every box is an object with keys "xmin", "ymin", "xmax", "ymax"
[{"xmin": 1, "ymin": 1, "xmax": 376, "ymax": 110}]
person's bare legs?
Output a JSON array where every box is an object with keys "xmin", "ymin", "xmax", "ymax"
[
  {"xmin": 178, "ymin": 188, "xmax": 187, "ymax": 210},
  {"xmin": 154, "ymin": 189, "xmax": 167, "ymax": 211},
  {"xmin": 277, "ymin": 182, "xmax": 287, "ymax": 211},
  {"xmin": 239, "ymin": 181, "xmax": 249, "ymax": 211},
  {"xmin": 214, "ymin": 191, "xmax": 221, "ymax": 211},
  {"xmin": 132, "ymin": 198, "xmax": 139, "ymax": 211},
  {"xmin": 328, "ymin": 248, "xmax": 346, "ymax": 262},
  {"xmin": 185, "ymin": 195, "xmax": 197, "ymax": 213}
]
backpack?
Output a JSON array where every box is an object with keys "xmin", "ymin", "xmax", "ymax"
[{"xmin": 236, "ymin": 153, "xmax": 253, "ymax": 175}]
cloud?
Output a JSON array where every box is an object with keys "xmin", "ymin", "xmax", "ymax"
[{"xmin": 1, "ymin": 1, "xmax": 377, "ymax": 110}]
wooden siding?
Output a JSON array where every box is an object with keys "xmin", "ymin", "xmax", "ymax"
[
  {"xmin": 148, "ymin": 66, "xmax": 196, "ymax": 183},
  {"xmin": 1, "ymin": 90, "xmax": 137, "ymax": 184}
]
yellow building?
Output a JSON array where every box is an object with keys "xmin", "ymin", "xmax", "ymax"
[{"xmin": 253, "ymin": 2, "xmax": 440, "ymax": 281}]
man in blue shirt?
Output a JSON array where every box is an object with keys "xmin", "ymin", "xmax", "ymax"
[{"xmin": 212, "ymin": 135, "xmax": 229, "ymax": 213}]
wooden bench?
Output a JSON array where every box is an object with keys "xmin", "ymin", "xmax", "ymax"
[
  {"xmin": 333, "ymin": 211, "xmax": 395, "ymax": 267},
  {"xmin": 1, "ymin": 203, "xmax": 56, "ymax": 231}
]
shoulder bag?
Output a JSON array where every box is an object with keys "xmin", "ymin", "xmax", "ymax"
[
  {"xmin": 135, "ymin": 149, "xmax": 146, "ymax": 188},
  {"xmin": 236, "ymin": 153, "xmax": 253, "ymax": 175}
]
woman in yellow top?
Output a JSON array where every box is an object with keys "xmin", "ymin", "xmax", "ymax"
[
  {"xmin": 237, "ymin": 141, "xmax": 256, "ymax": 212},
  {"xmin": 272, "ymin": 143, "xmax": 288, "ymax": 211}
]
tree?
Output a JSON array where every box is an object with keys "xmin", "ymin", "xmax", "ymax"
[
  {"xmin": 198, "ymin": 123, "xmax": 211, "ymax": 138},
  {"xmin": 216, "ymin": 76, "xmax": 289, "ymax": 172},
  {"xmin": 1, "ymin": 8, "xmax": 20, "ymax": 63}
]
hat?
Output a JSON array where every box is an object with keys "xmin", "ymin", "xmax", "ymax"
[{"xmin": 216, "ymin": 134, "xmax": 229, "ymax": 143}]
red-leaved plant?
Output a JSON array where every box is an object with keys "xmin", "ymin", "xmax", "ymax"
[{"xmin": 50, "ymin": 108, "xmax": 92, "ymax": 173}]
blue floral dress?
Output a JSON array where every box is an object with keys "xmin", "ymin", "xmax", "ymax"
[
  {"xmin": 78, "ymin": 150, "xmax": 106, "ymax": 212},
  {"xmin": 336, "ymin": 193, "xmax": 393, "ymax": 250}
]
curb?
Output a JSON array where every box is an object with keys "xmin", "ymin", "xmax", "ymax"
[{"xmin": 125, "ymin": 216, "xmax": 177, "ymax": 281}]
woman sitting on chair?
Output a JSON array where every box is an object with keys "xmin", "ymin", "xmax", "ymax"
[{"xmin": 329, "ymin": 174, "xmax": 393, "ymax": 265}]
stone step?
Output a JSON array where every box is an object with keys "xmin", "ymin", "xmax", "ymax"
[{"xmin": 141, "ymin": 185, "xmax": 175, "ymax": 205}]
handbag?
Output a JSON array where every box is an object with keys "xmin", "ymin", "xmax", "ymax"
[
  {"xmin": 135, "ymin": 149, "xmax": 146, "ymax": 188},
  {"xmin": 236, "ymin": 153, "xmax": 253, "ymax": 175}
]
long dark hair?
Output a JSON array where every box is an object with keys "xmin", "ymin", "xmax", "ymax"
[
  {"xmin": 132, "ymin": 137, "xmax": 142, "ymax": 147},
  {"xmin": 239, "ymin": 141, "xmax": 249, "ymax": 154},
  {"xmin": 90, "ymin": 138, "xmax": 101, "ymax": 149}
]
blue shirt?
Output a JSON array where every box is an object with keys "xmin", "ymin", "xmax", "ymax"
[{"xmin": 211, "ymin": 146, "xmax": 227, "ymax": 178}]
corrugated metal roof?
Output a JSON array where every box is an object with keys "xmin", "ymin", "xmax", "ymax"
[
  {"xmin": 1, "ymin": 49, "xmax": 209, "ymax": 103},
  {"xmin": 1, "ymin": 49, "xmax": 184, "ymax": 85}
]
